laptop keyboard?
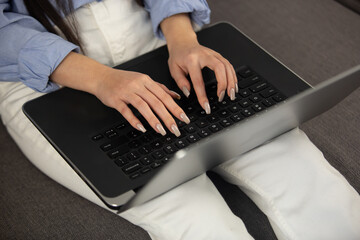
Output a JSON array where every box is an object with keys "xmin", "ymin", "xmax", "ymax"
[{"xmin": 91, "ymin": 66, "xmax": 286, "ymax": 180}]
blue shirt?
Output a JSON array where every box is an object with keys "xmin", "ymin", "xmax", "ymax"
[{"xmin": 0, "ymin": 0, "xmax": 210, "ymax": 92}]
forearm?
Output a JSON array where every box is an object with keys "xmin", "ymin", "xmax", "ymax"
[
  {"xmin": 50, "ymin": 52, "xmax": 112, "ymax": 95},
  {"xmin": 160, "ymin": 13, "xmax": 198, "ymax": 50}
]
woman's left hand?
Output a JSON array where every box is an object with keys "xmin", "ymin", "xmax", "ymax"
[
  {"xmin": 168, "ymin": 38, "xmax": 238, "ymax": 113},
  {"xmin": 161, "ymin": 14, "xmax": 238, "ymax": 114}
]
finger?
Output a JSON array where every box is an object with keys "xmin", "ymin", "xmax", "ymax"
[
  {"xmin": 188, "ymin": 64, "xmax": 211, "ymax": 114},
  {"xmin": 148, "ymin": 81, "xmax": 190, "ymax": 124},
  {"xmin": 200, "ymin": 56, "xmax": 227, "ymax": 102},
  {"xmin": 114, "ymin": 101, "xmax": 147, "ymax": 133},
  {"xmin": 140, "ymin": 85, "xmax": 182, "ymax": 137},
  {"xmin": 216, "ymin": 56, "xmax": 236, "ymax": 101},
  {"xmin": 169, "ymin": 63, "xmax": 191, "ymax": 98},
  {"xmin": 156, "ymin": 82, "xmax": 181, "ymax": 100},
  {"xmin": 128, "ymin": 94, "xmax": 167, "ymax": 136}
]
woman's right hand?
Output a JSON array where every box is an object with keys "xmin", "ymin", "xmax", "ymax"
[
  {"xmin": 93, "ymin": 69, "xmax": 189, "ymax": 137},
  {"xmin": 50, "ymin": 52, "xmax": 189, "ymax": 137}
]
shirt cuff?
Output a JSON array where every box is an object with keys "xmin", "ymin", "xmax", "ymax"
[
  {"xmin": 18, "ymin": 32, "xmax": 79, "ymax": 93},
  {"xmin": 145, "ymin": 0, "xmax": 211, "ymax": 39}
]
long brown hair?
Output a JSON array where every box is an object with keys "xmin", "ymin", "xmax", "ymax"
[{"xmin": 24, "ymin": 0, "xmax": 144, "ymax": 48}]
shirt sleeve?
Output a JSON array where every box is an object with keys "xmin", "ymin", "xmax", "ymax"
[
  {"xmin": 0, "ymin": 0, "xmax": 79, "ymax": 93},
  {"xmin": 143, "ymin": 0, "xmax": 211, "ymax": 39}
]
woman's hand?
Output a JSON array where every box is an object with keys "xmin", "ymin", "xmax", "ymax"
[
  {"xmin": 94, "ymin": 69, "xmax": 188, "ymax": 136},
  {"xmin": 161, "ymin": 14, "xmax": 238, "ymax": 114},
  {"xmin": 50, "ymin": 52, "xmax": 189, "ymax": 136}
]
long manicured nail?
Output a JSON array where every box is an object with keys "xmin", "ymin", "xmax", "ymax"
[
  {"xmin": 204, "ymin": 102, "xmax": 211, "ymax": 114},
  {"xmin": 170, "ymin": 91, "xmax": 181, "ymax": 100},
  {"xmin": 182, "ymin": 86, "xmax": 190, "ymax": 98},
  {"xmin": 136, "ymin": 123, "xmax": 146, "ymax": 133},
  {"xmin": 180, "ymin": 112, "xmax": 190, "ymax": 124},
  {"xmin": 171, "ymin": 124, "xmax": 181, "ymax": 137},
  {"xmin": 218, "ymin": 91, "xmax": 225, "ymax": 102},
  {"xmin": 230, "ymin": 88, "xmax": 236, "ymax": 101},
  {"xmin": 235, "ymin": 83, "xmax": 239, "ymax": 93},
  {"xmin": 156, "ymin": 123, "xmax": 166, "ymax": 136}
]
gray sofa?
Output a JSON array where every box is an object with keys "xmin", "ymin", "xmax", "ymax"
[{"xmin": 1, "ymin": 0, "xmax": 359, "ymax": 239}]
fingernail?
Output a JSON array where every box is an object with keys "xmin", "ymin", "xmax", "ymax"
[
  {"xmin": 230, "ymin": 88, "xmax": 236, "ymax": 101},
  {"xmin": 171, "ymin": 124, "xmax": 181, "ymax": 137},
  {"xmin": 170, "ymin": 90, "xmax": 181, "ymax": 100},
  {"xmin": 136, "ymin": 123, "xmax": 147, "ymax": 133},
  {"xmin": 218, "ymin": 91, "xmax": 225, "ymax": 102},
  {"xmin": 182, "ymin": 86, "xmax": 190, "ymax": 98},
  {"xmin": 235, "ymin": 83, "xmax": 239, "ymax": 93},
  {"xmin": 156, "ymin": 123, "xmax": 166, "ymax": 136},
  {"xmin": 180, "ymin": 112, "xmax": 190, "ymax": 124},
  {"xmin": 204, "ymin": 102, "xmax": 211, "ymax": 114}
]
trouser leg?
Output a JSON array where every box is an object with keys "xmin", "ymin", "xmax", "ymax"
[{"xmin": 214, "ymin": 128, "xmax": 360, "ymax": 240}]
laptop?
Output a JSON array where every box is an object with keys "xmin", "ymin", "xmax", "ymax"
[{"xmin": 22, "ymin": 22, "xmax": 360, "ymax": 211}]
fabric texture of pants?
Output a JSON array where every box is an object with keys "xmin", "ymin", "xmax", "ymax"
[{"xmin": 1, "ymin": 0, "xmax": 359, "ymax": 239}]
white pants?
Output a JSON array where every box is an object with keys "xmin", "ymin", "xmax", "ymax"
[{"xmin": 1, "ymin": 0, "xmax": 359, "ymax": 239}]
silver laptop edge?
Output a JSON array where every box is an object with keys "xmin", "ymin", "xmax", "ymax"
[{"xmin": 119, "ymin": 65, "xmax": 360, "ymax": 212}]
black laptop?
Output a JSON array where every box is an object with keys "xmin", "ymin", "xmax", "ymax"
[{"xmin": 22, "ymin": 22, "xmax": 359, "ymax": 210}]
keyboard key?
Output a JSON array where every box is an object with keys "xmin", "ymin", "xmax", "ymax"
[
  {"xmin": 151, "ymin": 140, "xmax": 163, "ymax": 149},
  {"xmin": 250, "ymin": 81, "xmax": 269, "ymax": 93},
  {"xmin": 184, "ymin": 124, "xmax": 196, "ymax": 133},
  {"xmin": 140, "ymin": 167, "xmax": 151, "ymax": 174},
  {"xmin": 238, "ymin": 75, "xmax": 261, "ymax": 88},
  {"xmin": 105, "ymin": 129, "xmax": 115, "ymax": 136},
  {"xmin": 207, "ymin": 115, "xmax": 219, "ymax": 123},
  {"xmin": 114, "ymin": 157, "xmax": 129, "ymax": 167},
  {"xmin": 249, "ymin": 94, "xmax": 261, "ymax": 103},
  {"xmin": 260, "ymin": 88, "xmax": 277, "ymax": 98},
  {"xmin": 163, "ymin": 135, "xmax": 176, "ymax": 144},
  {"xmin": 122, "ymin": 162, "xmax": 142, "ymax": 174},
  {"xmin": 152, "ymin": 150, "xmax": 165, "ymax": 160},
  {"xmin": 237, "ymin": 66, "xmax": 254, "ymax": 78},
  {"xmin": 209, "ymin": 123, "xmax": 222, "ymax": 133},
  {"xmin": 116, "ymin": 122, "xmax": 127, "ymax": 130},
  {"xmin": 219, "ymin": 100, "xmax": 232, "ymax": 107},
  {"xmin": 196, "ymin": 109, "xmax": 207, "ymax": 117},
  {"xmin": 108, "ymin": 147, "xmax": 129, "ymax": 159},
  {"xmin": 272, "ymin": 93, "xmax": 286, "ymax": 102},
  {"xmin": 211, "ymin": 104, "xmax": 220, "ymax": 112},
  {"xmin": 262, "ymin": 98, "xmax": 276, "ymax": 107},
  {"xmin": 140, "ymin": 156, "xmax": 154, "ymax": 165},
  {"xmin": 139, "ymin": 145, "xmax": 153, "ymax": 154},
  {"xmin": 196, "ymin": 119, "xmax": 209, "ymax": 128},
  {"xmin": 151, "ymin": 161, "xmax": 162, "ymax": 169},
  {"xmin": 231, "ymin": 114, "xmax": 244, "ymax": 122},
  {"xmin": 175, "ymin": 139, "xmax": 189, "ymax": 149},
  {"xmin": 188, "ymin": 115, "xmax": 198, "ymax": 122},
  {"xmin": 185, "ymin": 105, "xmax": 196, "ymax": 113},
  {"xmin": 164, "ymin": 144, "xmax": 177, "ymax": 154},
  {"xmin": 252, "ymin": 103, "xmax": 265, "ymax": 112},
  {"xmin": 238, "ymin": 99, "xmax": 251, "ymax": 108},
  {"xmin": 127, "ymin": 130, "xmax": 141, "ymax": 139},
  {"xmin": 92, "ymin": 134, "xmax": 103, "ymax": 141},
  {"xmin": 218, "ymin": 109, "xmax": 230, "ymax": 118},
  {"xmin": 127, "ymin": 151, "xmax": 141, "ymax": 161},
  {"xmin": 107, "ymin": 132, "xmax": 118, "ymax": 139},
  {"xmin": 187, "ymin": 134, "xmax": 200, "ymax": 143},
  {"xmin": 140, "ymin": 134, "xmax": 153, "ymax": 143},
  {"xmin": 238, "ymin": 89, "xmax": 252, "ymax": 97},
  {"xmin": 128, "ymin": 140, "xmax": 141, "ymax": 149},
  {"xmin": 220, "ymin": 119, "xmax": 232, "ymax": 127},
  {"xmin": 162, "ymin": 156, "xmax": 171, "ymax": 164},
  {"xmin": 241, "ymin": 108, "xmax": 255, "ymax": 117},
  {"xmin": 198, "ymin": 129, "xmax": 211, "ymax": 138},
  {"xmin": 229, "ymin": 104, "xmax": 241, "ymax": 113},
  {"xmin": 130, "ymin": 172, "xmax": 141, "ymax": 179}
]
